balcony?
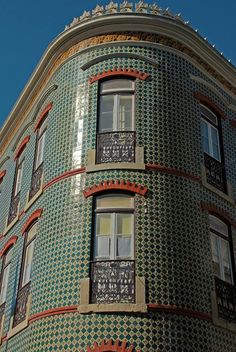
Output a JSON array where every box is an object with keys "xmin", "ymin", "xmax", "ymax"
[
  {"xmin": 29, "ymin": 163, "xmax": 43, "ymax": 200},
  {"xmin": 8, "ymin": 192, "xmax": 20, "ymax": 225},
  {"xmin": 215, "ymin": 277, "xmax": 236, "ymax": 323},
  {"xmin": 13, "ymin": 282, "xmax": 30, "ymax": 327},
  {"xmin": 204, "ymin": 153, "xmax": 227, "ymax": 193},
  {"xmin": 96, "ymin": 131, "xmax": 135, "ymax": 164},
  {"xmin": 90, "ymin": 260, "xmax": 135, "ymax": 304}
]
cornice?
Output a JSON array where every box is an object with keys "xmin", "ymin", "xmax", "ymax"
[{"xmin": 0, "ymin": 13, "xmax": 235, "ymax": 154}]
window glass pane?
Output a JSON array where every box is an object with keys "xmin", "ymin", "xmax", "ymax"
[
  {"xmin": 0, "ymin": 264, "xmax": 10, "ymax": 304},
  {"xmin": 35, "ymin": 131, "xmax": 46, "ymax": 169},
  {"xmin": 200, "ymin": 105, "xmax": 217, "ymax": 125},
  {"xmin": 27, "ymin": 223, "xmax": 37, "ymax": 242},
  {"xmin": 117, "ymin": 236, "xmax": 131, "ymax": 258},
  {"xmin": 221, "ymin": 239, "xmax": 233, "ymax": 283},
  {"xmin": 97, "ymin": 194, "xmax": 133, "ymax": 209},
  {"xmin": 99, "ymin": 95, "xmax": 115, "ymax": 132},
  {"xmin": 117, "ymin": 214, "xmax": 133, "ymax": 235},
  {"xmin": 209, "ymin": 215, "xmax": 228, "ymax": 236},
  {"xmin": 201, "ymin": 120, "xmax": 210, "ymax": 154},
  {"xmin": 22, "ymin": 240, "xmax": 35, "ymax": 286},
  {"xmin": 96, "ymin": 214, "xmax": 112, "ymax": 235},
  {"xmin": 118, "ymin": 95, "xmax": 133, "ymax": 131},
  {"xmin": 38, "ymin": 117, "xmax": 47, "ymax": 136},
  {"xmin": 211, "ymin": 234, "xmax": 221, "ymax": 278},
  {"xmin": 15, "ymin": 161, "xmax": 24, "ymax": 196},
  {"xmin": 101, "ymin": 79, "xmax": 133, "ymax": 92},
  {"xmin": 5, "ymin": 247, "xmax": 13, "ymax": 265},
  {"xmin": 210, "ymin": 127, "xmax": 220, "ymax": 161},
  {"xmin": 95, "ymin": 236, "xmax": 110, "ymax": 258}
]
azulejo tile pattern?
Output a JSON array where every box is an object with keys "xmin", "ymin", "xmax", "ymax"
[{"xmin": 0, "ymin": 11, "xmax": 236, "ymax": 352}]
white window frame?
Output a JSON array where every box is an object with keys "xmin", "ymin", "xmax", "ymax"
[
  {"xmin": 35, "ymin": 118, "xmax": 47, "ymax": 170},
  {"xmin": 94, "ymin": 194, "xmax": 135, "ymax": 261},
  {"xmin": 14, "ymin": 156, "xmax": 24, "ymax": 197},
  {"xmin": 200, "ymin": 104, "xmax": 221, "ymax": 162},
  {"xmin": 99, "ymin": 79, "xmax": 135, "ymax": 133},
  {"xmin": 21, "ymin": 222, "xmax": 37, "ymax": 287},
  {"xmin": 210, "ymin": 215, "xmax": 234, "ymax": 284},
  {"xmin": 0, "ymin": 246, "xmax": 13, "ymax": 305}
]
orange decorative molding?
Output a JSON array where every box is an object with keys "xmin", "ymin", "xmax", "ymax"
[
  {"xmin": 81, "ymin": 339, "xmax": 141, "ymax": 352},
  {"xmin": 146, "ymin": 164, "xmax": 200, "ymax": 182},
  {"xmin": 89, "ymin": 68, "xmax": 149, "ymax": 84},
  {"xmin": 0, "ymin": 236, "xmax": 18, "ymax": 257},
  {"xmin": 148, "ymin": 304, "xmax": 212, "ymax": 322},
  {"xmin": 0, "ymin": 170, "xmax": 6, "ymax": 183},
  {"xmin": 21, "ymin": 208, "xmax": 43, "ymax": 234},
  {"xmin": 34, "ymin": 102, "xmax": 53, "ymax": 131},
  {"xmin": 43, "ymin": 167, "xmax": 86, "ymax": 190},
  {"xmin": 14, "ymin": 136, "xmax": 30, "ymax": 160},
  {"xmin": 29, "ymin": 305, "xmax": 78, "ymax": 323},
  {"xmin": 83, "ymin": 180, "xmax": 148, "ymax": 198},
  {"xmin": 201, "ymin": 202, "xmax": 236, "ymax": 229},
  {"xmin": 194, "ymin": 92, "xmax": 227, "ymax": 120}
]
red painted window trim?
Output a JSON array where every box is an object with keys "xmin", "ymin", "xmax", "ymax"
[
  {"xmin": 89, "ymin": 68, "xmax": 149, "ymax": 84},
  {"xmin": 201, "ymin": 202, "xmax": 236, "ymax": 229},
  {"xmin": 83, "ymin": 179, "xmax": 148, "ymax": 198},
  {"xmin": 14, "ymin": 136, "xmax": 30, "ymax": 160},
  {"xmin": 194, "ymin": 92, "xmax": 227, "ymax": 120},
  {"xmin": 0, "ymin": 170, "xmax": 6, "ymax": 184},
  {"xmin": 21, "ymin": 208, "xmax": 43, "ymax": 235},
  {"xmin": 0, "ymin": 236, "xmax": 18, "ymax": 257},
  {"xmin": 34, "ymin": 102, "xmax": 53, "ymax": 132},
  {"xmin": 82, "ymin": 339, "xmax": 140, "ymax": 352}
]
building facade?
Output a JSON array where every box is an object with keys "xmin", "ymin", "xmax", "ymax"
[{"xmin": 0, "ymin": 2, "xmax": 236, "ymax": 351}]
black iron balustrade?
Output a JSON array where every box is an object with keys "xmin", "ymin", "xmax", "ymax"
[
  {"xmin": 8, "ymin": 192, "xmax": 20, "ymax": 225},
  {"xmin": 0, "ymin": 303, "xmax": 5, "ymax": 328},
  {"xmin": 29, "ymin": 163, "xmax": 44, "ymax": 200},
  {"xmin": 215, "ymin": 277, "xmax": 236, "ymax": 322},
  {"xmin": 90, "ymin": 260, "xmax": 135, "ymax": 304},
  {"xmin": 204, "ymin": 153, "xmax": 226, "ymax": 193},
  {"xmin": 96, "ymin": 131, "xmax": 135, "ymax": 164},
  {"xmin": 13, "ymin": 282, "xmax": 31, "ymax": 327}
]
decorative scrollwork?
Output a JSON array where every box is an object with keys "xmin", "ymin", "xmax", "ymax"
[
  {"xmin": 90, "ymin": 260, "xmax": 135, "ymax": 304},
  {"xmin": 29, "ymin": 163, "xmax": 43, "ymax": 200},
  {"xmin": 215, "ymin": 277, "xmax": 236, "ymax": 323},
  {"xmin": 204, "ymin": 153, "xmax": 227, "ymax": 193},
  {"xmin": 13, "ymin": 282, "xmax": 30, "ymax": 327},
  {"xmin": 96, "ymin": 131, "xmax": 135, "ymax": 164},
  {"xmin": 8, "ymin": 192, "xmax": 20, "ymax": 225}
]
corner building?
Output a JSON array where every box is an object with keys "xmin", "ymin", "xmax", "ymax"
[{"xmin": 0, "ymin": 2, "xmax": 236, "ymax": 351}]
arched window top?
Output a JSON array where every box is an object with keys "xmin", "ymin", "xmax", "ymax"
[
  {"xmin": 96, "ymin": 193, "xmax": 134, "ymax": 209},
  {"xmin": 89, "ymin": 68, "xmax": 149, "ymax": 84},
  {"xmin": 200, "ymin": 104, "xmax": 218, "ymax": 126},
  {"xmin": 209, "ymin": 215, "xmax": 228, "ymax": 236}
]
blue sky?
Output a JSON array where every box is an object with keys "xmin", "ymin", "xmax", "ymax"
[{"xmin": 0, "ymin": 0, "xmax": 235, "ymax": 128}]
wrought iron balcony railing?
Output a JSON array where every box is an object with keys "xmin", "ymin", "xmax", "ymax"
[
  {"xmin": 204, "ymin": 153, "xmax": 227, "ymax": 193},
  {"xmin": 96, "ymin": 131, "xmax": 135, "ymax": 164},
  {"xmin": 90, "ymin": 260, "xmax": 135, "ymax": 304},
  {"xmin": 215, "ymin": 277, "xmax": 236, "ymax": 323},
  {"xmin": 8, "ymin": 192, "xmax": 20, "ymax": 225},
  {"xmin": 29, "ymin": 163, "xmax": 43, "ymax": 200},
  {"xmin": 13, "ymin": 282, "xmax": 30, "ymax": 327}
]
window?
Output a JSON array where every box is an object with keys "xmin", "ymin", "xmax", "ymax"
[
  {"xmin": 8, "ymin": 153, "xmax": 24, "ymax": 224},
  {"xmin": 94, "ymin": 194, "xmax": 134, "ymax": 260},
  {"xmin": 200, "ymin": 104, "xmax": 226, "ymax": 193},
  {"xmin": 13, "ymin": 222, "xmax": 37, "ymax": 327},
  {"xmin": 0, "ymin": 246, "xmax": 13, "ymax": 306},
  {"xmin": 29, "ymin": 116, "xmax": 47, "ymax": 199},
  {"xmin": 97, "ymin": 79, "xmax": 136, "ymax": 164},
  {"xmin": 201, "ymin": 104, "xmax": 221, "ymax": 161},
  {"xmin": 210, "ymin": 215, "xmax": 234, "ymax": 284},
  {"xmin": 91, "ymin": 193, "xmax": 135, "ymax": 304},
  {"xmin": 21, "ymin": 222, "xmax": 37, "ymax": 287},
  {"xmin": 98, "ymin": 79, "xmax": 135, "ymax": 133}
]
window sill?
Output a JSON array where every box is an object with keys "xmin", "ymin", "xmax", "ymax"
[
  {"xmin": 86, "ymin": 148, "xmax": 145, "ymax": 173},
  {"xmin": 79, "ymin": 303, "xmax": 147, "ymax": 314},
  {"xmin": 24, "ymin": 184, "xmax": 43, "ymax": 213},
  {"xmin": 201, "ymin": 165, "xmax": 235, "ymax": 206},
  {"xmin": 7, "ymin": 294, "xmax": 31, "ymax": 339},
  {"xmin": 211, "ymin": 292, "xmax": 236, "ymax": 333}
]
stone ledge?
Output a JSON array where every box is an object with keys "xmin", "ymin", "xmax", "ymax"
[{"xmin": 78, "ymin": 303, "xmax": 147, "ymax": 314}]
